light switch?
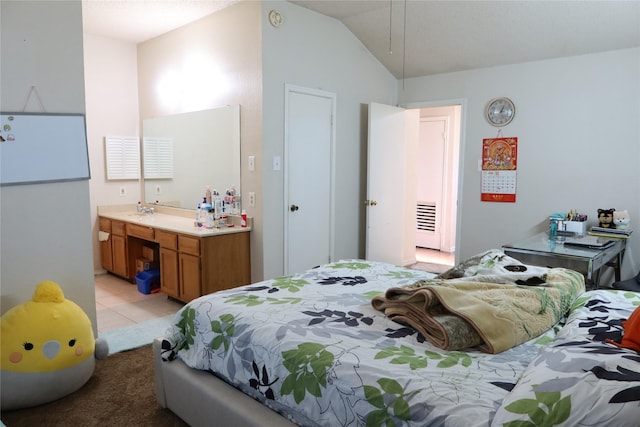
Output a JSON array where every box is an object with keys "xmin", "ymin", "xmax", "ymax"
[
  {"xmin": 273, "ymin": 155, "xmax": 281, "ymax": 171},
  {"xmin": 248, "ymin": 155, "xmax": 255, "ymax": 172}
]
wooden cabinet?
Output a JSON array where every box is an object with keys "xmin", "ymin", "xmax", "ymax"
[
  {"xmin": 99, "ymin": 218, "xmax": 128, "ymax": 279},
  {"xmin": 159, "ymin": 247, "xmax": 179, "ymax": 298},
  {"xmin": 111, "ymin": 233, "xmax": 128, "ymax": 278},
  {"xmin": 156, "ymin": 229, "xmax": 201, "ymax": 301},
  {"xmin": 99, "ymin": 218, "xmax": 112, "ymax": 271},
  {"xmin": 156, "ymin": 230, "xmax": 191, "ymax": 301},
  {"xmin": 100, "ymin": 215, "xmax": 251, "ymax": 302},
  {"xmin": 201, "ymin": 232, "xmax": 251, "ymax": 295}
]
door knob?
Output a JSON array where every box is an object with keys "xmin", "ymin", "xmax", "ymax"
[
  {"xmin": 290, "ymin": 204, "xmax": 299, "ymax": 212},
  {"xmin": 364, "ymin": 200, "xmax": 378, "ymax": 206}
]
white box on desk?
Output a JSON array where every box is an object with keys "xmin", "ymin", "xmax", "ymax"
[{"xmin": 558, "ymin": 220, "xmax": 587, "ymax": 236}]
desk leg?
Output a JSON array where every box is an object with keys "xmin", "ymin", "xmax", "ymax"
[
  {"xmin": 588, "ymin": 272, "xmax": 599, "ymax": 290},
  {"xmin": 606, "ymin": 248, "xmax": 625, "ymax": 283},
  {"xmin": 614, "ymin": 253, "xmax": 622, "ymax": 282}
]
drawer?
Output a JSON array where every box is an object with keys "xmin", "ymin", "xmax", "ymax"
[
  {"xmin": 127, "ymin": 223, "xmax": 155, "ymax": 241},
  {"xmin": 112, "ymin": 220, "xmax": 126, "ymax": 236},
  {"xmin": 178, "ymin": 235, "xmax": 200, "ymax": 256},
  {"xmin": 156, "ymin": 229, "xmax": 178, "ymax": 250},
  {"xmin": 99, "ymin": 217, "xmax": 111, "ymax": 233}
]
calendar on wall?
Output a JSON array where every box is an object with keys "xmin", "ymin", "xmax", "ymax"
[{"xmin": 481, "ymin": 137, "xmax": 517, "ymax": 203}]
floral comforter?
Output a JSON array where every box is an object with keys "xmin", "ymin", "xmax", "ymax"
[{"xmin": 160, "ymin": 259, "xmax": 640, "ymax": 427}]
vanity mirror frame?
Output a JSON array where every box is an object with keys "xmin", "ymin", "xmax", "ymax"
[{"xmin": 142, "ymin": 105, "xmax": 241, "ymax": 209}]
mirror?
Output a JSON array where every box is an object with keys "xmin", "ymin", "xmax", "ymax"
[{"xmin": 143, "ymin": 105, "xmax": 240, "ymax": 209}]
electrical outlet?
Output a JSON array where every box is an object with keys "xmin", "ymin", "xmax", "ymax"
[
  {"xmin": 155, "ymin": 185, "xmax": 161, "ymax": 195},
  {"xmin": 119, "ymin": 186, "xmax": 126, "ymax": 196},
  {"xmin": 273, "ymin": 155, "xmax": 281, "ymax": 171},
  {"xmin": 248, "ymin": 155, "xmax": 255, "ymax": 172},
  {"xmin": 248, "ymin": 192, "xmax": 256, "ymax": 207}
]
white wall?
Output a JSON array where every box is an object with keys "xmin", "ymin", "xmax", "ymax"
[
  {"xmin": 261, "ymin": 1, "xmax": 398, "ymax": 279},
  {"xmin": 399, "ymin": 48, "xmax": 640, "ymax": 281},
  {"xmin": 0, "ymin": 1, "xmax": 97, "ymax": 330},
  {"xmin": 83, "ymin": 34, "xmax": 141, "ymax": 272}
]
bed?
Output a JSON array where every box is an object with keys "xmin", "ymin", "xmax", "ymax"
[{"xmin": 153, "ymin": 250, "xmax": 640, "ymax": 426}]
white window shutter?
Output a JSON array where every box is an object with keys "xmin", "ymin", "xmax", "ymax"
[
  {"xmin": 143, "ymin": 137, "xmax": 173, "ymax": 179},
  {"xmin": 105, "ymin": 136, "xmax": 140, "ymax": 180}
]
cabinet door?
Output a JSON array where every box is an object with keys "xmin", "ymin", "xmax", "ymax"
[
  {"xmin": 160, "ymin": 248, "xmax": 179, "ymax": 299},
  {"xmin": 179, "ymin": 253, "xmax": 201, "ymax": 302},
  {"xmin": 111, "ymin": 234, "xmax": 128, "ymax": 278},
  {"xmin": 100, "ymin": 239, "xmax": 113, "ymax": 271},
  {"xmin": 99, "ymin": 217, "xmax": 113, "ymax": 271}
]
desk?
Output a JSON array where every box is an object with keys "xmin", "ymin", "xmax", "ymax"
[{"xmin": 502, "ymin": 233, "xmax": 626, "ymax": 289}]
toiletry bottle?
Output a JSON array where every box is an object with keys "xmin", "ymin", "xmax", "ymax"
[
  {"xmin": 235, "ymin": 192, "xmax": 242, "ymax": 215},
  {"xmin": 206, "ymin": 209, "xmax": 215, "ymax": 229},
  {"xmin": 213, "ymin": 190, "xmax": 221, "ymax": 219},
  {"xmin": 201, "ymin": 196, "xmax": 211, "ymax": 213},
  {"xmin": 241, "ymin": 210, "xmax": 247, "ymax": 228},
  {"xmin": 205, "ymin": 186, "xmax": 212, "ymax": 205},
  {"xmin": 196, "ymin": 203, "xmax": 202, "ymax": 227}
]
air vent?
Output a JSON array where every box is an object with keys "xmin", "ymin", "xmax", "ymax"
[{"xmin": 417, "ymin": 202, "xmax": 436, "ymax": 232}]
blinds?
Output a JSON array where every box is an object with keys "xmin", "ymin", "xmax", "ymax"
[
  {"xmin": 143, "ymin": 137, "xmax": 173, "ymax": 179},
  {"xmin": 105, "ymin": 135, "xmax": 140, "ymax": 180}
]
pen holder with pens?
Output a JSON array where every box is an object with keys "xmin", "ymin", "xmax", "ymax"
[
  {"xmin": 558, "ymin": 220, "xmax": 587, "ymax": 236},
  {"xmin": 550, "ymin": 212, "xmax": 587, "ymax": 240}
]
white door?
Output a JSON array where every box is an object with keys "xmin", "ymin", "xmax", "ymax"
[
  {"xmin": 416, "ymin": 118, "xmax": 447, "ymax": 249},
  {"xmin": 366, "ymin": 103, "xmax": 419, "ymax": 266},
  {"xmin": 284, "ymin": 86, "xmax": 335, "ymax": 274}
]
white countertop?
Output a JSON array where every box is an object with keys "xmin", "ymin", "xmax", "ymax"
[{"xmin": 98, "ymin": 204, "xmax": 251, "ymax": 237}]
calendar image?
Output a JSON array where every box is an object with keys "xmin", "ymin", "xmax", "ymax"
[{"xmin": 481, "ymin": 137, "xmax": 517, "ymax": 202}]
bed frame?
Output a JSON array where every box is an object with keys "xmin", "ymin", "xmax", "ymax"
[{"xmin": 153, "ymin": 338, "xmax": 296, "ymax": 427}]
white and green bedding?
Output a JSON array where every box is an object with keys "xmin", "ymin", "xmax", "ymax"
[{"xmin": 160, "ymin": 254, "xmax": 640, "ymax": 427}]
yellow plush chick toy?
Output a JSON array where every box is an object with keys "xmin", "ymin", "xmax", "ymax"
[{"xmin": 1, "ymin": 281, "xmax": 109, "ymax": 410}]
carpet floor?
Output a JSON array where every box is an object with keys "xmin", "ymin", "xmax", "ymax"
[{"xmin": 1, "ymin": 345, "xmax": 188, "ymax": 426}]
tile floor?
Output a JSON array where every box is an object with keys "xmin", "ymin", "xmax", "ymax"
[
  {"xmin": 415, "ymin": 247, "xmax": 455, "ymax": 266},
  {"xmin": 95, "ymin": 273, "xmax": 183, "ymax": 334},
  {"xmin": 95, "ymin": 247, "xmax": 454, "ymax": 334}
]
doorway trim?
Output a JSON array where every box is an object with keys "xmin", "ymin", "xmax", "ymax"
[
  {"xmin": 283, "ymin": 84, "xmax": 337, "ymax": 274},
  {"xmin": 402, "ymin": 98, "xmax": 467, "ymax": 263}
]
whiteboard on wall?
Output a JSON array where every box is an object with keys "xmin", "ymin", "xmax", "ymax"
[{"xmin": 0, "ymin": 112, "xmax": 91, "ymax": 186}]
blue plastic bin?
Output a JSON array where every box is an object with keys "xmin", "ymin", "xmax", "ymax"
[{"xmin": 136, "ymin": 268, "xmax": 160, "ymax": 294}]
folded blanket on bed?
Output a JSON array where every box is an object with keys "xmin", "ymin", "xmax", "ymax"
[{"xmin": 372, "ymin": 252, "xmax": 585, "ymax": 353}]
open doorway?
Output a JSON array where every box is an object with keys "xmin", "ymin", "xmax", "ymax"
[{"xmin": 414, "ymin": 104, "xmax": 461, "ymax": 268}]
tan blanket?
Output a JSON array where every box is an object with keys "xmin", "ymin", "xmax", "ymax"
[{"xmin": 372, "ymin": 268, "xmax": 585, "ymax": 354}]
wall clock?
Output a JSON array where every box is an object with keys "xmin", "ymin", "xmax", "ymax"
[
  {"xmin": 485, "ymin": 97, "xmax": 515, "ymax": 126},
  {"xmin": 268, "ymin": 10, "xmax": 283, "ymax": 28}
]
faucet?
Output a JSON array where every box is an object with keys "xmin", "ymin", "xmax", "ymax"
[{"xmin": 137, "ymin": 203, "xmax": 154, "ymax": 214}]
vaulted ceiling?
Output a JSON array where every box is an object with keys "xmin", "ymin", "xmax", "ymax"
[{"xmin": 83, "ymin": 1, "xmax": 640, "ymax": 79}]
